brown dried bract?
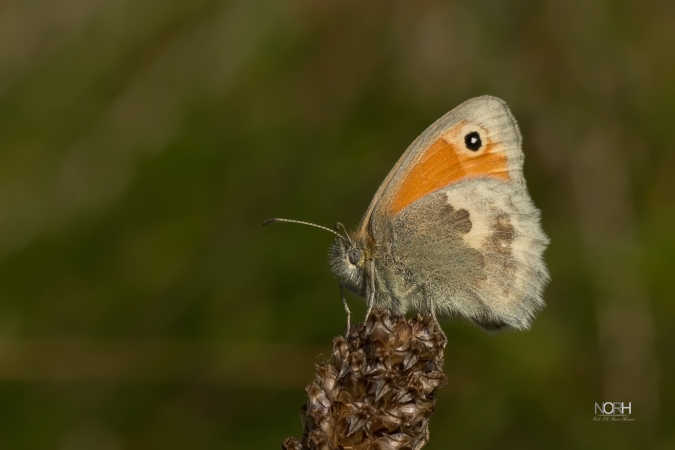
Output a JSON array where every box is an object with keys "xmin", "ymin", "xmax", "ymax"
[{"xmin": 283, "ymin": 311, "xmax": 447, "ymax": 450}]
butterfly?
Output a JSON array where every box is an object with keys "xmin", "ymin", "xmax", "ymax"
[{"xmin": 266, "ymin": 96, "xmax": 549, "ymax": 334}]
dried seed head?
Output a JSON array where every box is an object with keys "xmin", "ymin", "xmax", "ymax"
[{"xmin": 283, "ymin": 311, "xmax": 447, "ymax": 449}]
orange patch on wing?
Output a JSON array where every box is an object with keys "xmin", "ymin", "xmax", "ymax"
[{"xmin": 389, "ymin": 137, "xmax": 509, "ymax": 214}]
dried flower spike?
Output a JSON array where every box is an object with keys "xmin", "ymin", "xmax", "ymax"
[{"xmin": 283, "ymin": 311, "xmax": 447, "ymax": 450}]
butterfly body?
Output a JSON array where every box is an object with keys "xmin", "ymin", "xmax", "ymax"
[{"xmin": 329, "ymin": 96, "xmax": 549, "ymax": 330}]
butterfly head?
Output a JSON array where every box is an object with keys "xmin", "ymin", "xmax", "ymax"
[{"xmin": 329, "ymin": 231, "xmax": 367, "ymax": 297}]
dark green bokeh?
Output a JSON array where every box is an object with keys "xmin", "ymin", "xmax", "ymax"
[{"xmin": 0, "ymin": 1, "xmax": 673, "ymax": 449}]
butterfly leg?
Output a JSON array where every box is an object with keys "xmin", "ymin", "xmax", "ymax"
[
  {"xmin": 339, "ymin": 284, "xmax": 351, "ymax": 336},
  {"xmin": 364, "ymin": 260, "xmax": 376, "ymax": 323},
  {"xmin": 364, "ymin": 290, "xmax": 374, "ymax": 324},
  {"xmin": 429, "ymin": 301, "xmax": 447, "ymax": 344}
]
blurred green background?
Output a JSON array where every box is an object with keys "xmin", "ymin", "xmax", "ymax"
[{"xmin": 1, "ymin": 1, "xmax": 673, "ymax": 449}]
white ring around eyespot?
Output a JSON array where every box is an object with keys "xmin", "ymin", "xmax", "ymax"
[{"xmin": 455, "ymin": 123, "xmax": 489, "ymax": 156}]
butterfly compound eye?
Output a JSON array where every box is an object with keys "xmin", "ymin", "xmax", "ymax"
[
  {"xmin": 464, "ymin": 131, "xmax": 482, "ymax": 151},
  {"xmin": 348, "ymin": 248, "xmax": 362, "ymax": 265}
]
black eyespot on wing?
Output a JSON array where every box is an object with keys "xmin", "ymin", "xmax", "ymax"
[{"xmin": 464, "ymin": 131, "xmax": 482, "ymax": 151}]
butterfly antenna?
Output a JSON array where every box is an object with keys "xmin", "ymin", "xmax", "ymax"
[
  {"xmin": 263, "ymin": 217, "xmax": 344, "ymax": 240},
  {"xmin": 335, "ymin": 222, "xmax": 353, "ymax": 245}
]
